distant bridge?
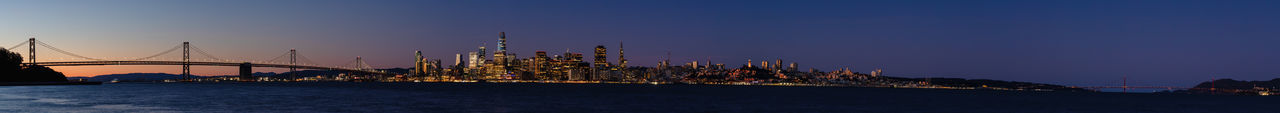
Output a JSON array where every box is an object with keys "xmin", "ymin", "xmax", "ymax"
[
  {"xmin": 1076, "ymin": 86, "xmax": 1190, "ymax": 89},
  {"xmin": 1076, "ymin": 77, "xmax": 1196, "ymax": 93},
  {"xmin": 7, "ymin": 38, "xmax": 384, "ymax": 80}
]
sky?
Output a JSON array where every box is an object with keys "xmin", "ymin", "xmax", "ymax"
[{"xmin": 2, "ymin": 0, "xmax": 1279, "ymax": 87}]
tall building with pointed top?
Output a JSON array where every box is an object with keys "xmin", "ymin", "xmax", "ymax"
[
  {"xmin": 618, "ymin": 41, "xmax": 626, "ymax": 68},
  {"xmin": 489, "ymin": 32, "xmax": 511, "ymax": 78},
  {"xmin": 498, "ymin": 32, "xmax": 506, "ymax": 52},
  {"xmin": 494, "ymin": 32, "xmax": 508, "ymax": 67}
]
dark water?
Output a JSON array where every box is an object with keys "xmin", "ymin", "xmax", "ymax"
[{"xmin": 0, "ymin": 82, "xmax": 1273, "ymax": 113}]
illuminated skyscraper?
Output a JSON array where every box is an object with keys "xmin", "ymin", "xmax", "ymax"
[
  {"xmin": 594, "ymin": 45, "xmax": 608, "ymax": 69},
  {"xmin": 414, "ymin": 51, "xmax": 424, "ymax": 75},
  {"xmin": 491, "ymin": 32, "xmax": 509, "ymax": 77},
  {"xmin": 534, "ymin": 51, "xmax": 548, "ymax": 78},
  {"xmin": 747, "ymin": 59, "xmax": 753, "ymax": 68},
  {"xmin": 774, "ymin": 59, "xmax": 782, "ymax": 71},
  {"xmin": 761, "ymin": 61, "xmax": 769, "ymax": 70},
  {"xmin": 494, "ymin": 32, "xmax": 508, "ymax": 67},
  {"xmin": 467, "ymin": 52, "xmax": 479, "ymax": 68},
  {"xmin": 618, "ymin": 42, "xmax": 626, "ymax": 68},
  {"xmin": 454, "ymin": 53, "xmax": 463, "ymax": 66},
  {"xmin": 478, "ymin": 46, "xmax": 486, "ymax": 66},
  {"xmin": 692, "ymin": 61, "xmax": 699, "ymax": 69}
]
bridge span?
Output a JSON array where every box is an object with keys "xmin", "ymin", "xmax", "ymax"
[
  {"xmin": 24, "ymin": 61, "xmax": 377, "ymax": 73},
  {"xmin": 7, "ymin": 38, "xmax": 386, "ymax": 81}
]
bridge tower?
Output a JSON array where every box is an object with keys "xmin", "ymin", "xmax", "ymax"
[
  {"xmin": 28, "ymin": 38, "xmax": 34, "ymax": 64},
  {"xmin": 356, "ymin": 56, "xmax": 364, "ymax": 71},
  {"xmin": 290, "ymin": 49, "xmax": 296, "ymax": 79},
  {"xmin": 182, "ymin": 42, "xmax": 191, "ymax": 81}
]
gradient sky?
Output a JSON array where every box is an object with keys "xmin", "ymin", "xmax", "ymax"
[{"xmin": 2, "ymin": 0, "xmax": 1279, "ymax": 87}]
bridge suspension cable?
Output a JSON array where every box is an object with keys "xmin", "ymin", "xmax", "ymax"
[
  {"xmin": 5, "ymin": 40, "xmax": 26, "ymax": 50},
  {"xmin": 295, "ymin": 54, "xmax": 319, "ymax": 65},
  {"xmin": 34, "ymin": 40, "xmax": 108, "ymax": 61},
  {"xmin": 265, "ymin": 52, "xmax": 291, "ymax": 63},
  {"xmin": 188, "ymin": 45, "xmax": 226, "ymax": 61},
  {"xmin": 124, "ymin": 44, "xmax": 183, "ymax": 61}
]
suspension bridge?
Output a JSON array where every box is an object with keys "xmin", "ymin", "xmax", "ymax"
[
  {"xmin": 1075, "ymin": 77, "xmax": 1194, "ymax": 93},
  {"xmin": 6, "ymin": 38, "xmax": 383, "ymax": 81}
]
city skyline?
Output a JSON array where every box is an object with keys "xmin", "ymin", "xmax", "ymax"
[{"xmin": 4, "ymin": 0, "xmax": 1280, "ymax": 87}]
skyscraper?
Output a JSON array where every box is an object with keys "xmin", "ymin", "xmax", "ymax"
[
  {"xmin": 692, "ymin": 60, "xmax": 699, "ymax": 69},
  {"xmin": 467, "ymin": 52, "xmax": 479, "ymax": 68},
  {"xmin": 593, "ymin": 45, "xmax": 608, "ymax": 69},
  {"xmin": 494, "ymin": 32, "xmax": 508, "ymax": 67},
  {"xmin": 478, "ymin": 45, "xmax": 486, "ymax": 67},
  {"xmin": 414, "ymin": 51, "xmax": 424, "ymax": 76},
  {"xmin": 491, "ymin": 32, "xmax": 509, "ymax": 77},
  {"xmin": 618, "ymin": 42, "xmax": 626, "ymax": 68},
  {"xmin": 761, "ymin": 61, "xmax": 769, "ymax": 70},
  {"xmin": 534, "ymin": 51, "xmax": 548, "ymax": 78},
  {"xmin": 774, "ymin": 59, "xmax": 782, "ymax": 71},
  {"xmin": 454, "ymin": 53, "xmax": 463, "ymax": 66}
]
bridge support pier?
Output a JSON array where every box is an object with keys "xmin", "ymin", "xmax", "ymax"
[{"xmin": 240, "ymin": 62, "xmax": 253, "ymax": 82}]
